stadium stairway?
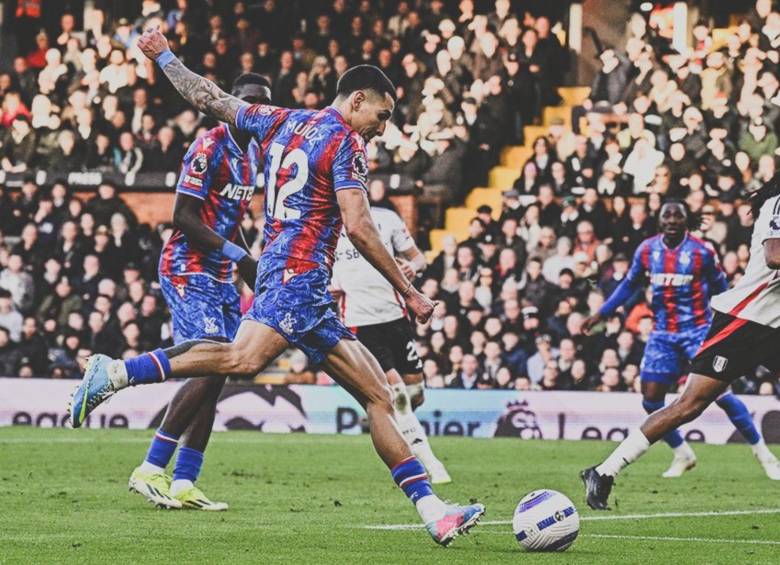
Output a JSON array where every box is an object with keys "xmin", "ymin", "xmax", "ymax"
[{"xmin": 427, "ymin": 86, "xmax": 590, "ymax": 257}]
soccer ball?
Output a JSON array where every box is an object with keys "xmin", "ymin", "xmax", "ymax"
[{"xmin": 512, "ymin": 489, "xmax": 580, "ymax": 551}]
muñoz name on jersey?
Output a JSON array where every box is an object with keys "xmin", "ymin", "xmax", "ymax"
[
  {"xmin": 159, "ymin": 123, "xmax": 261, "ymax": 282},
  {"xmin": 711, "ymin": 195, "xmax": 780, "ymax": 327},
  {"xmin": 331, "ymin": 206, "xmax": 415, "ymax": 327}
]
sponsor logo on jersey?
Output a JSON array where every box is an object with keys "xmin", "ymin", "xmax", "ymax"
[
  {"xmin": 257, "ymin": 105, "xmax": 274, "ymax": 116},
  {"xmin": 770, "ymin": 215, "xmax": 780, "ymax": 231},
  {"xmin": 191, "ymin": 152, "xmax": 208, "ymax": 174},
  {"xmin": 713, "ymin": 355, "xmax": 728, "ymax": 373},
  {"xmin": 648, "ymin": 273, "xmax": 694, "ymax": 286},
  {"xmin": 219, "ymin": 183, "xmax": 255, "ymax": 201}
]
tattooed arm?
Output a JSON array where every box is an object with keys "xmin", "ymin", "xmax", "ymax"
[{"xmin": 137, "ymin": 28, "xmax": 243, "ymax": 124}]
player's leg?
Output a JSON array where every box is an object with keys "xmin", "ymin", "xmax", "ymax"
[
  {"xmin": 167, "ymin": 284, "xmax": 245, "ymax": 509},
  {"xmin": 70, "ymin": 320, "xmax": 288, "ymax": 427},
  {"xmin": 322, "ymin": 338, "xmax": 483, "ymax": 546},
  {"xmin": 683, "ymin": 322, "xmax": 780, "ymax": 478},
  {"xmin": 583, "ymin": 312, "xmax": 780, "ymax": 509},
  {"xmin": 642, "ymin": 380, "xmax": 697, "ymax": 477},
  {"xmin": 582, "ymin": 372, "xmax": 727, "ymax": 509},
  {"xmin": 715, "ymin": 391, "xmax": 780, "ymax": 479},
  {"xmin": 402, "ymin": 371, "xmax": 425, "ymax": 410},
  {"xmin": 389, "ymin": 369, "xmax": 451, "ymax": 484},
  {"xmin": 639, "ymin": 332, "xmax": 697, "ymax": 477},
  {"xmin": 360, "ymin": 320, "xmax": 451, "ymax": 483}
]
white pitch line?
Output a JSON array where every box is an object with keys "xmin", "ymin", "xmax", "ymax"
[
  {"xmin": 362, "ymin": 508, "xmax": 780, "ymax": 530},
  {"xmin": 587, "ymin": 534, "xmax": 780, "ymax": 546}
]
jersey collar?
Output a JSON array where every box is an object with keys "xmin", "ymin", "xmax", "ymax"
[{"xmin": 660, "ymin": 232, "xmax": 688, "ymax": 251}]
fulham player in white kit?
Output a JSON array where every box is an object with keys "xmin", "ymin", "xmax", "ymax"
[
  {"xmin": 331, "ymin": 202, "xmax": 451, "ymax": 483},
  {"xmin": 583, "ymin": 181, "xmax": 780, "ymax": 510}
]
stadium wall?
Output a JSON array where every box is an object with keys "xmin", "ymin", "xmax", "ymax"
[{"xmin": 3, "ymin": 379, "xmax": 780, "ymax": 444}]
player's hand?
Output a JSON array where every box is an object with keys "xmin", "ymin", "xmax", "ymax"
[
  {"xmin": 581, "ymin": 314, "xmax": 601, "ymax": 336},
  {"xmin": 396, "ymin": 257, "xmax": 416, "ymax": 280},
  {"xmin": 138, "ymin": 28, "xmax": 170, "ymax": 61},
  {"xmin": 403, "ymin": 287, "xmax": 436, "ymax": 323},
  {"xmin": 237, "ymin": 255, "xmax": 258, "ymax": 289}
]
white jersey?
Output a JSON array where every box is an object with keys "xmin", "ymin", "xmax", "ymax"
[
  {"xmin": 711, "ymin": 195, "xmax": 780, "ymax": 327},
  {"xmin": 331, "ymin": 206, "xmax": 415, "ymax": 327}
]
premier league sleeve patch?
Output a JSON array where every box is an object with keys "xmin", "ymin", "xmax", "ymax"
[
  {"xmin": 191, "ymin": 152, "xmax": 208, "ymax": 175},
  {"xmin": 352, "ymin": 151, "xmax": 368, "ymax": 184}
]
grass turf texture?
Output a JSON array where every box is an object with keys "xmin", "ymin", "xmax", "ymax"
[{"xmin": 2, "ymin": 428, "xmax": 779, "ymax": 564}]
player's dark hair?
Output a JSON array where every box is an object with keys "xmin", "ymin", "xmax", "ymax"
[
  {"xmin": 232, "ymin": 73, "xmax": 271, "ymax": 89},
  {"xmin": 659, "ymin": 197, "xmax": 700, "ymax": 230},
  {"xmin": 336, "ymin": 65, "xmax": 397, "ymax": 103},
  {"xmin": 748, "ymin": 171, "xmax": 780, "ymax": 216}
]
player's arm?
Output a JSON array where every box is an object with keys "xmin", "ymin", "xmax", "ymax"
[
  {"xmin": 174, "ymin": 139, "xmax": 257, "ymax": 287},
  {"xmin": 337, "ymin": 189, "xmax": 433, "ymax": 322},
  {"xmin": 582, "ymin": 245, "xmax": 647, "ymax": 334},
  {"xmin": 138, "ymin": 29, "xmax": 243, "ymax": 125},
  {"xmin": 390, "ymin": 212, "xmax": 426, "ymax": 279},
  {"xmin": 704, "ymin": 246, "xmax": 729, "ymax": 296}
]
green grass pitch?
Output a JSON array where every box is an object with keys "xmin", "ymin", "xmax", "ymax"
[{"xmin": 2, "ymin": 427, "xmax": 779, "ymax": 564}]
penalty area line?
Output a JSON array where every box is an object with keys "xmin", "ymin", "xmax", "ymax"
[{"xmin": 362, "ymin": 508, "xmax": 780, "ymax": 530}]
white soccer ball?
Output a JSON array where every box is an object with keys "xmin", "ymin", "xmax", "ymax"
[{"xmin": 512, "ymin": 489, "xmax": 580, "ymax": 551}]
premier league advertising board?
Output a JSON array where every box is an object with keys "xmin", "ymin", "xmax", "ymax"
[{"xmin": 2, "ymin": 378, "xmax": 780, "ymax": 444}]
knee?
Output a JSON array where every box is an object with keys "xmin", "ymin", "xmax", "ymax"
[
  {"xmin": 675, "ymin": 395, "xmax": 709, "ymax": 423},
  {"xmin": 367, "ymin": 383, "xmax": 394, "ymax": 415},
  {"xmin": 226, "ymin": 347, "xmax": 264, "ymax": 378}
]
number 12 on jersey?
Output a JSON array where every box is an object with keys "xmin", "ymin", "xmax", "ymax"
[{"xmin": 265, "ymin": 141, "xmax": 308, "ymax": 220}]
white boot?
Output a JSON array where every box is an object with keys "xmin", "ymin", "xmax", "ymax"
[
  {"xmin": 662, "ymin": 442, "xmax": 697, "ymax": 478},
  {"xmin": 752, "ymin": 441, "xmax": 780, "ymax": 480}
]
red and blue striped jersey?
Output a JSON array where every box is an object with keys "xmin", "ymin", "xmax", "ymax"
[
  {"xmin": 236, "ymin": 104, "xmax": 368, "ymax": 272},
  {"xmin": 600, "ymin": 234, "xmax": 728, "ymax": 332},
  {"xmin": 159, "ymin": 123, "xmax": 261, "ymax": 282}
]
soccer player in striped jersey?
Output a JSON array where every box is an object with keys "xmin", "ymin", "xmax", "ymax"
[
  {"xmin": 582, "ymin": 194, "xmax": 780, "ymax": 510},
  {"xmin": 331, "ymin": 202, "xmax": 451, "ymax": 484},
  {"xmin": 71, "ymin": 30, "xmax": 483, "ymax": 546},
  {"xmin": 127, "ymin": 74, "xmax": 271, "ymax": 511}
]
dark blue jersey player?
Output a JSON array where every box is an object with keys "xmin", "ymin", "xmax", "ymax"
[
  {"xmin": 583, "ymin": 201, "xmax": 779, "ymax": 480},
  {"xmin": 71, "ymin": 29, "xmax": 484, "ymax": 547},
  {"xmin": 127, "ymin": 74, "xmax": 271, "ymax": 511}
]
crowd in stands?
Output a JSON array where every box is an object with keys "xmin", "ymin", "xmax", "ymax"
[{"xmin": 0, "ymin": 1, "xmax": 778, "ymax": 397}]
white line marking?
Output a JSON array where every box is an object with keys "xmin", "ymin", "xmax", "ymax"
[
  {"xmin": 587, "ymin": 534, "xmax": 780, "ymax": 546},
  {"xmin": 0, "ymin": 435, "xmax": 349, "ymax": 445},
  {"xmin": 363, "ymin": 508, "xmax": 780, "ymax": 530}
]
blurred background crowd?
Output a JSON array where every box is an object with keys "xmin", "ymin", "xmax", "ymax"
[{"xmin": 0, "ymin": 0, "xmax": 779, "ymax": 398}]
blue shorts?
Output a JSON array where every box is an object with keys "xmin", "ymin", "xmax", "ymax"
[
  {"xmin": 243, "ymin": 258, "xmax": 354, "ymax": 365},
  {"xmin": 160, "ymin": 274, "xmax": 241, "ymax": 344},
  {"xmin": 640, "ymin": 326, "xmax": 709, "ymax": 385}
]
